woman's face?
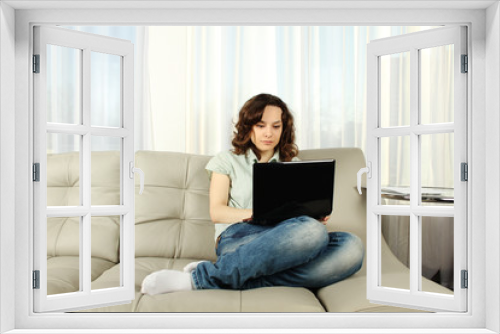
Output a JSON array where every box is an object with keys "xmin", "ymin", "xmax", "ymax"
[{"xmin": 250, "ymin": 106, "xmax": 283, "ymax": 161}]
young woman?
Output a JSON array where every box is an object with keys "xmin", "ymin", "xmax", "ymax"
[{"xmin": 141, "ymin": 93, "xmax": 364, "ymax": 295}]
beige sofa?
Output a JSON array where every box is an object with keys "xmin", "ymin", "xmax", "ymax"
[{"xmin": 46, "ymin": 148, "xmax": 451, "ymax": 312}]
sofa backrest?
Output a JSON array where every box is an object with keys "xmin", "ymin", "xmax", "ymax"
[
  {"xmin": 134, "ymin": 148, "xmax": 367, "ymax": 261},
  {"xmin": 46, "ymin": 151, "xmax": 121, "ymax": 264},
  {"xmin": 47, "ymin": 148, "xmax": 367, "ymax": 262},
  {"xmin": 135, "ymin": 151, "xmax": 216, "ymax": 261}
]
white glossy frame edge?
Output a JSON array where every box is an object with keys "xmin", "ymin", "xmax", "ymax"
[
  {"xmin": 0, "ymin": 2, "xmax": 497, "ymax": 334},
  {"xmin": 366, "ymin": 26, "xmax": 467, "ymax": 312},
  {"xmin": 32, "ymin": 25, "xmax": 135, "ymax": 312}
]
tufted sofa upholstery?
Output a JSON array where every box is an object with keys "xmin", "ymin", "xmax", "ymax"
[{"xmin": 46, "ymin": 148, "xmax": 452, "ymax": 312}]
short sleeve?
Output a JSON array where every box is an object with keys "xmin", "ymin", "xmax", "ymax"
[{"xmin": 205, "ymin": 151, "xmax": 233, "ymax": 180}]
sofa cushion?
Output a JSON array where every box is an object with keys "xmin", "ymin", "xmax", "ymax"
[
  {"xmin": 135, "ymin": 151, "xmax": 216, "ymax": 262},
  {"xmin": 80, "ymin": 288, "xmax": 325, "ymax": 313},
  {"xmin": 81, "ymin": 258, "xmax": 325, "ymax": 312},
  {"xmin": 47, "ymin": 256, "xmax": 115, "ymax": 295},
  {"xmin": 46, "ymin": 152, "xmax": 80, "ymax": 206},
  {"xmin": 134, "ymin": 287, "xmax": 325, "ymax": 312},
  {"xmin": 46, "ymin": 151, "xmax": 126, "ymax": 295},
  {"xmin": 47, "ymin": 216, "xmax": 120, "ymax": 264},
  {"xmin": 47, "ymin": 151, "xmax": 121, "ymax": 206},
  {"xmin": 46, "ymin": 256, "xmax": 80, "ymax": 295},
  {"xmin": 47, "ymin": 151, "xmax": 122, "ymax": 266}
]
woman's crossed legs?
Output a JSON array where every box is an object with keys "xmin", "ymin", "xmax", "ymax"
[
  {"xmin": 192, "ymin": 216, "xmax": 364, "ymax": 290},
  {"xmin": 141, "ymin": 216, "xmax": 364, "ymax": 294}
]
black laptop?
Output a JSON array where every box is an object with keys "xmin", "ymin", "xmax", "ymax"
[{"xmin": 251, "ymin": 159, "xmax": 336, "ymax": 226}]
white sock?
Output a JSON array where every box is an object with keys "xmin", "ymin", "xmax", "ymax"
[
  {"xmin": 141, "ymin": 269, "xmax": 193, "ymax": 295},
  {"xmin": 183, "ymin": 260, "xmax": 209, "ymax": 273}
]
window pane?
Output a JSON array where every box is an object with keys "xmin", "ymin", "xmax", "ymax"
[
  {"xmin": 47, "ymin": 216, "xmax": 81, "ymax": 295},
  {"xmin": 420, "ymin": 133, "xmax": 454, "ymax": 206},
  {"xmin": 380, "ymin": 136, "xmax": 410, "ymax": 205},
  {"xmin": 91, "ymin": 216, "xmax": 121, "ymax": 290},
  {"xmin": 91, "ymin": 52, "xmax": 121, "ymax": 128},
  {"xmin": 380, "ymin": 52, "xmax": 410, "ymax": 128},
  {"xmin": 46, "ymin": 45, "xmax": 81, "ymax": 125},
  {"xmin": 381, "ymin": 215, "xmax": 410, "ymax": 291},
  {"xmin": 420, "ymin": 45, "xmax": 454, "ymax": 124},
  {"xmin": 420, "ymin": 216, "xmax": 454, "ymax": 295},
  {"xmin": 91, "ymin": 136, "xmax": 121, "ymax": 206},
  {"xmin": 47, "ymin": 133, "xmax": 80, "ymax": 206}
]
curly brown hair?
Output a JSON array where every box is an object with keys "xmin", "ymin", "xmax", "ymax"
[{"xmin": 232, "ymin": 93, "xmax": 298, "ymax": 162}]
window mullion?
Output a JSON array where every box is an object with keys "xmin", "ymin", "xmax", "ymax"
[
  {"xmin": 81, "ymin": 47, "xmax": 92, "ymax": 295},
  {"xmin": 82, "ymin": 47, "xmax": 91, "ymax": 209},
  {"xmin": 409, "ymin": 47, "xmax": 420, "ymax": 295}
]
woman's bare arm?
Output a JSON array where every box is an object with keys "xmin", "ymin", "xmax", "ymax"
[{"xmin": 209, "ymin": 172, "xmax": 252, "ymax": 224}]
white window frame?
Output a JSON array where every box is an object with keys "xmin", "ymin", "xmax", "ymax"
[
  {"xmin": 365, "ymin": 26, "xmax": 468, "ymax": 312},
  {"xmin": 0, "ymin": 2, "xmax": 498, "ymax": 333},
  {"xmin": 32, "ymin": 25, "xmax": 136, "ymax": 312}
]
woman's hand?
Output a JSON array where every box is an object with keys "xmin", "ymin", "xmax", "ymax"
[{"xmin": 318, "ymin": 216, "xmax": 331, "ymax": 225}]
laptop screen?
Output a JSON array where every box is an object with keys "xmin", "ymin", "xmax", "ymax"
[{"xmin": 252, "ymin": 159, "xmax": 336, "ymax": 226}]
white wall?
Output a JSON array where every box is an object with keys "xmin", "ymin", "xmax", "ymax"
[
  {"xmin": 486, "ymin": 2, "xmax": 500, "ymax": 333},
  {"xmin": 0, "ymin": 2, "xmax": 16, "ymax": 334}
]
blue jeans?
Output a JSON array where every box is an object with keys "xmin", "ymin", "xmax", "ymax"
[{"xmin": 191, "ymin": 216, "xmax": 364, "ymax": 290}]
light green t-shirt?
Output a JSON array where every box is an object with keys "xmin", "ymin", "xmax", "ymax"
[{"xmin": 206, "ymin": 149, "xmax": 299, "ymax": 241}]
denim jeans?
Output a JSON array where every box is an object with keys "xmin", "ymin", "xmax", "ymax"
[{"xmin": 191, "ymin": 215, "xmax": 364, "ymax": 290}]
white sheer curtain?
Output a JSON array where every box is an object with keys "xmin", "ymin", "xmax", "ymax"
[
  {"xmin": 145, "ymin": 26, "xmax": 446, "ymax": 167},
  {"xmin": 58, "ymin": 25, "xmax": 451, "ymax": 190},
  {"xmin": 146, "ymin": 26, "xmax": 280, "ymax": 154},
  {"xmin": 134, "ymin": 27, "xmax": 154, "ymax": 151},
  {"xmin": 56, "ymin": 26, "xmax": 451, "ymax": 201},
  {"xmin": 379, "ymin": 43, "xmax": 454, "ymax": 190},
  {"xmin": 61, "ymin": 26, "xmax": 151, "ymax": 151}
]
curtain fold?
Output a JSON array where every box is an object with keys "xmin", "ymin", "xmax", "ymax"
[{"xmin": 134, "ymin": 26, "xmax": 153, "ymax": 151}]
